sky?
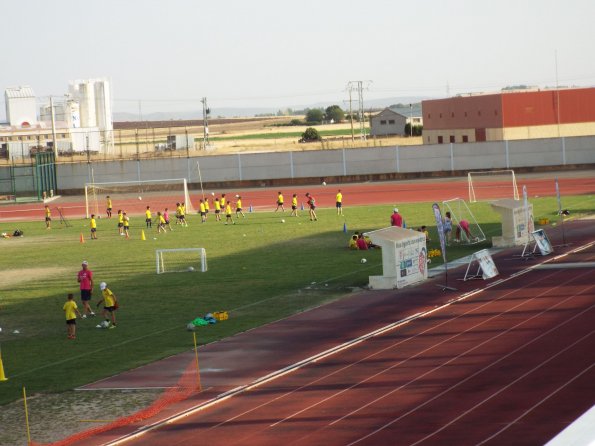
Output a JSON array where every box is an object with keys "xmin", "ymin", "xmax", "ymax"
[{"xmin": 1, "ymin": 0, "xmax": 594, "ymax": 116}]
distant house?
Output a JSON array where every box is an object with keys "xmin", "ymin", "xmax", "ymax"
[{"xmin": 370, "ymin": 106, "xmax": 422, "ymax": 137}]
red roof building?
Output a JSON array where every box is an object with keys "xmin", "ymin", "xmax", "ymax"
[{"xmin": 421, "ymin": 87, "xmax": 595, "ymax": 144}]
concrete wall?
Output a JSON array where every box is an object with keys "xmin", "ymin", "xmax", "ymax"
[{"xmin": 2, "ymin": 135, "xmax": 594, "ymax": 194}]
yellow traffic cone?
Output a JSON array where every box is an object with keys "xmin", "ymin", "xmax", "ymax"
[
  {"xmin": 79, "ymin": 233, "xmax": 85, "ymax": 243},
  {"xmin": 0, "ymin": 351, "xmax": 8, "ymax": 381},
  {"xmin": 141, "ymin": 230, "xmax": 146, "ymax": 241}
]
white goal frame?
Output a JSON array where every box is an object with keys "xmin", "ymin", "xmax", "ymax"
[
  {"xmin": 156, "ymin": 248, "xmax": 207, "ymax": 274},
  {"xmin": 468, "ymin": 170, "xmax": 519, "ymax": 203},
  {"xmin": 84, "ymin": 178, "xmax": 194, "ymax": 218},
  {"xmin": 442, "ymin": 198, "xmax": 486, "ymax": 244}
]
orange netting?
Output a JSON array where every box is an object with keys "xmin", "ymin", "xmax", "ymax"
[{"xmin": 32, "ymin": 359, "xmax": 200, "ymax": 446}]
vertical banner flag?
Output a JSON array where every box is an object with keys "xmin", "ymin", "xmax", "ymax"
[
  {"xmin": 522, "ymin": 185, "xmax": 530, "ymax": 236},
  {"xmin": 554, "ymin": 177, "xmax": 562, "ymax": 216},
  {"xmin": 432, "ymin": 203, "xmax": 447, "ymax": 264}
]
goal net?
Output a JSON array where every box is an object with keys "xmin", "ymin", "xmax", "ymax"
[
  {"xmin": 468, "ymin": 170, "xmax": 519, "ymax": 203},
  {"xmin": 442, "ymin": 198, "xmax": 486, "ymax": 244},
  {"xmin": 85, "ymin": 178, "xmax": 194, "ymax": 218},
  {"xmin": 156, "ymin": 248, "xmax": 207, "ymax": 274}
]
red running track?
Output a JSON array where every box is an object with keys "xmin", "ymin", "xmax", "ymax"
[
  {"xmin": 1, "ymin": 172, "xmax": 595, "ymax": 221},
  {"xmin": 112, "ymin": 236, "xmax": 595, "ymax": 445}
]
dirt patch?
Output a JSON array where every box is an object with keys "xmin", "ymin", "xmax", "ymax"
[
  {"xmin": 0, "ymin": 267, "xmax": 71, "ymax": 290},
  {"xmin": 0, "ymin": 389, "xmax": 161, "ymax": 446}
]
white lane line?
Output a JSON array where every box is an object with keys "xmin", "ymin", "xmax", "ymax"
[
  {"xmin": 105, "ymin": 241, "xmax": 595, "ymax": 446},
  {"xmin": 409, "ymin": 331, "xmax": 595, "ymax": 446},
  {"xmin": 345, "ymin": 288, "xmax": 595, "ymax": 446},
  {"xmin": 476, "ymin": 362, "xmax": 595, "ymax": 445}
]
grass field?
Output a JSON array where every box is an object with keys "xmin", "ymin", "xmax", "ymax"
[{"xmin": 0, "ymin": 196, "xmax": 588, "ymax": 407}]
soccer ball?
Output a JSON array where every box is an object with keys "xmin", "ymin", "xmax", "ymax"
[
  {"xmin": 211, "ymin": 192, "xmax": 215, "ymax": 196},
  {"xmin": 281, "ymin": 219, "xmax": 285, "ymax": 223},
  {"xmin": 322, "ymin": 181, "xmax": 327, "ymax": 186},
  {"xmin": 235, "ymin": 194, "xmax": 240, "ymax": 198},
  {"xmin": 100, "ymin": 320, "xmax": 110, "ymax": 329},
  {"xmin": 186, "ymin": 323, "xmax": 196, "ymax": 331},
  {"xmin": 187, "ymin": 266, "xmax": 195, "ymax": 272},
  {"xmin": 138, "ymin": 196, "xmax": 142, "ymax": 201},
  {"xmin": 361, "ymin": 258, "xmax": 367, "ymax": 264}
]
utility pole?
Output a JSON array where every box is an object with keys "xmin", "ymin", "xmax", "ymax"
[
  {"xmin": 201, "ymin": 97, "xmax": 210, "ymax": 149},
  {"xmin": 348, "ymin": 88, "xmax": 354, "ymax": 142},
  {"xmin": 409, "ymin": 103, "xmax": 413, "ymax": 137},
  {"xmin": 347, "ymin": 81, "xmax": 371, "ymax": 140},
  {"xmin": 49, "ymin": 96, "xmax": 58, "ymax": 158}
]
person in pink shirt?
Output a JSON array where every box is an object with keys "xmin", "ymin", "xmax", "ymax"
[
  {"xmin": 390, "ymin": 208, "xmax": 403, "ymax": 227},
  {"xmin": 356, "ymin": 234, "xmax": 369, "ymax": 250},
  {"xmin": 455, "ymin": 219, "xmax": 472, "ymax": 242},
  {"xmin": 77, "ymin": 260, "xmax": 95, "ymax": 318}
]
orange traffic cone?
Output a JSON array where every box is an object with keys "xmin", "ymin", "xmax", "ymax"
[
  {"xmin": 79, "ymin": 233, "xmax": 85, "ymax": 243},
  {"xmin": 0, "ymin": 350, "xmax": 8, "ymax": 381},
  {"xmin": 141, "ymin": 230, "xmax": 146, "ymax": 241}
]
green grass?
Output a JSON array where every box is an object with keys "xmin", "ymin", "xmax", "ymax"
[
  {"xmin": 209, "ymin": 127, "xmax": 369, "ymax": 141},
  {"xmin": 0, "ymin": 196, "xmax": 591, "ymax": 405}
]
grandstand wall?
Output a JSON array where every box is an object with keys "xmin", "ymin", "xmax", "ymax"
[{"xmin": 1, "ymin": 135, "xmax": 594, "ymax": 195}]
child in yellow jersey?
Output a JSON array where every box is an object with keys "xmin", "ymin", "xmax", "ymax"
[
  {"xmin": 96, "ymin": 282, "xmax": 118, "ymax": 328},
  {"xmin": 123, "ymin": 212, "xmax": 130, "ymax": 239},
  {"xmin": 145, "ymin": 206, "xmax": 152, "ymax": 228},
  {"xmin": 275, "ymin": 192, "xmax": 284, "ymax": 212},
  {"xmin": 44, "ymin": 205, "xmax": 51, "ymax": 229},
  {"xmin": 214, "ymin": 198, "xmax": 221, "ymax": 221},
  {"xmin": 336, "ymin": 189, "xmax": 343, "ymax": 216},
  {"xmin": 225, "ymin": 202, "xmax": 234, "ymax": 225},
  {"xmin": 235, "ymin": 196, "xmax": 245, "ymax": 218},
  {"xmin": 175, "ymin": 202, "xmax": 182, "ymax": 225},
  {"xmin": 106, "ymin": 195, "xmax": 112, "ymax": 218},
  {"xmin": 180, "ymin": 203, "xmax": 188, "ymax": 227},
  {"xmin": 204, "ymin": 197, "xmax": 210, "ymax": 215},
  {"xmin": 157, "ymin": 211, "xmax": 166, "ymax": 233},
  {"xmin": 63, "ymin": 293, "xmax": 82, "ymax": 339},
  {"xmin": 290, "ymin": 194, "xmax": 298, "ymax": 217},
  {"xmin": 117, "ymin": 209, "xmax": 124, "ymax": 235},
  {"xmin": 90, "ymin": 214, "xmax": 98, "ymax": 239},
  {"xmin": 199, "ymin": 199, "xmax": 207, "ymax": 223}
]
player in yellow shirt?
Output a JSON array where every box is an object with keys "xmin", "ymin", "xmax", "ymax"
[
  {"xmin": 235, "ymin": 196, "xmax": 245, "ymax": 218},
  {"xmin": 290, "ymin": 193, "xmax": 298, "ymax": 217},
  {"xmin": 336, "ymin": 189, "xmax": 343, "ymax": 216},
  {"xmin": 204, "ymin": 197, "xmax": 210, "ymax": 216},
  {"xmin": 275, "ymin": 192, "xmax": 285, "ymax": 212},
  {"xmin": 199, "ymin": 199, "xmax": 207, "ymax": 223},
  {"xmin": 106, "ymin": 195, "xmax": 113, "ymax": 218},
  {"xmin": 180, "ymin": 203, "xmax": 188, "ymax": 227},
  {"xmin": 225, "ymin": 202, "xmax": 234, "ymax": 225},
  {"xmin": 96, "ymin": 282, "xmax": 118, "ymax": 328},
  {"xmin": 157, "ymin": 211, "xmax": 166, "ymax": 233},
  {"xmin": 44, "ymin": 205, "xmax": 51, "ymax": 229},
  {"xmin": 145, "ymin": 206, "xmax": 152, "ymax": 228},
  {"xmin": 63, "ymin": 293, "xmax": 82, "ymax": 339},
  {"xmin": 214, "ymin": 198, "xmax": 222, "ymax": 221},
  {"xmin": 220, "ymin": 194, "xmax": 227, "ymax": 212},
  {"xmin": 122, "ymin": 212, "xmax": 130, "ymax": 239},
  {"xmin": 117, "ymin": 209, "xmax": 124, "ymax": 235},
  {"xmin": 90, "ymin": 214, "xmax": 98, "ymax": 239}
]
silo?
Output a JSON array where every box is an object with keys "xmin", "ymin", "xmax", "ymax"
[
  {"xmin": 94, "ymin": 79, "xmax": 112, "ymax": 131},
  {"xmin": 69, "ymin": 80, "xmax": 97, "ymax": 128}
]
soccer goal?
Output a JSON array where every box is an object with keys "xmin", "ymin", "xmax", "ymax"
[
  {"xmin": 156, "ymin": 248, "xmax": 207, "ymax": 274},
  {"xmin": 442, "ymin": 198, "xmax": 486, "ymax": 244},
  {"xmin": 468, "ymin": 170, "xmax": 519, "ymax": 203},
  {"xmin": 85, "ymin": 178, "xmax": 195, "ymax": 218}
]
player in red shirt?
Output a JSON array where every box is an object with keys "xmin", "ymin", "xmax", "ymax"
[{"xmin": 390, "ymin": 208, "xmax": 403, "ymax": 227}]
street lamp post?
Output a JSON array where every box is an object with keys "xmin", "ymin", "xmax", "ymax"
[{"xmin": 409, "ymin": 103, "xmax": 413, "ymax": 137}]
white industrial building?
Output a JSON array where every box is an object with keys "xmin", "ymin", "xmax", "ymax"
[{"xmin": 0, "ymin": 78, "xmax": 113, "ymax": 159}]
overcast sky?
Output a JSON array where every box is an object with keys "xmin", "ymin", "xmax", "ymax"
[{"xmin": 1, "ymin": 0, "xmax": 594, "ymax": 115}]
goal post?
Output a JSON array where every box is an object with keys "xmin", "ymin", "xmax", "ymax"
[
  {"xmin": 156, "ymin": 248, "xmax": 207, "ymax": 274},
  {"xmin": 468, "ymin": 170, "xmax": 519, "ymax": 203},
  {"xmin": 84, "ymin": 178, "xmax": 194, "ymax": 218},
  {"xmin": 442, "ymin": 198, "xmax": 486, "ymax": 244}
]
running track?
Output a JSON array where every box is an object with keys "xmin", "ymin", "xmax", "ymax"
[
  {"xmin": 2, "ymin": 171, "xmax": 595, "ymax": 221},
  {"xmin": 76, "ymin": 218, "xmax": 595, "ymax": 446}
]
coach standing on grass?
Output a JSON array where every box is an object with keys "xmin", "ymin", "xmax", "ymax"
[
  {"xmin": 77, "ymin": 261, "xmax": 95, "ymax": 318},
  {"xmin": 390, "ymin": 208, "xmax": 403, "ymax": 227}
]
